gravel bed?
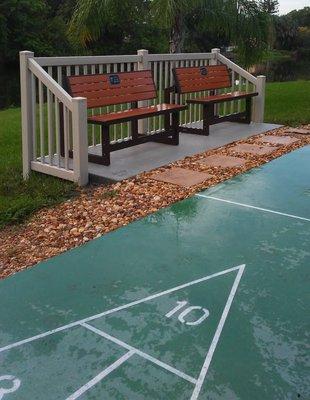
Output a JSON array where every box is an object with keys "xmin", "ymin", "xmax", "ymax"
[{"xmin": 1, "ymin": 125, "xmax": 309, "ymax": 279}]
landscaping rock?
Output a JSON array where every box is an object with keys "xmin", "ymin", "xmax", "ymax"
[{"xmin": 0, "ymin": 124, "xmax": 309, "ymax": 279}]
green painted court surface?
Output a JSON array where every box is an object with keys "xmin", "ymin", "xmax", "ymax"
[{"xmin": 0, "ymin": 146, "xmax": 309, "ymax": 399}]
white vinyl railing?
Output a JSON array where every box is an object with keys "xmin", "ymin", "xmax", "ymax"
[
  {"xmin": 20, "ymin": 51, "xmax": 88, "ymax": 185},
  {"xmin": 20, "ymin": 48, "xmax": 265, "ymax": 186}
]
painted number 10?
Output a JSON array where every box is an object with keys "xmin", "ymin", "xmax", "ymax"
[{"xmin": 165, "ymin": 301, "xmax": 210, "ymax": 326}]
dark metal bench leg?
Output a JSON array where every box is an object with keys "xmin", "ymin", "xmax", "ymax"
[
  {"xmin": 202, "ymin": 104, "xmax": 213, "ymax": 136},
  {"xmin": 149, "ymin": 112, "xmax": 180, "ymax": 145},
  {"xmin": 171, "ymin": 112, "xmax": 179, "ymax": 145},
  {"xmin": 131, "ymin": 119, "xmax": 139, "ymax": 140},
  {"xmin": 101, "ymin": 125, "xmax": 111, "ymax": 166},
  {"xmin": 164, "ymin": 113, "xmax": 170, "ymax": 134},
  {"xmin": 245, "ymin": 97, "xmax": 252, "ymax": 124}
]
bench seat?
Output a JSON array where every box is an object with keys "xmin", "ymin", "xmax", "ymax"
[
  {"xmin": 187, "ymin": 91, "xmax": 258, "ymax": 105},
  {"xmin": 172, "ymin": 65, "xmax": 259, "ymax": 135},
  {"xmin": 88, "ymin": 103, "xmax": 186, "ymax": 125},
  {"xmin": 66, "ymin": 70, "xmax": 187, "ymax": 166}
]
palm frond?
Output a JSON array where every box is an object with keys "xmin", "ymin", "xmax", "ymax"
[{"xmin": 68, "ymin": 0, "xmax": 114, "ymax": 46}]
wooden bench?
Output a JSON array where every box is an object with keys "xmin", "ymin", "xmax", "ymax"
[
  {"xmin": 167, "ymin": 65, "xmax": 258, "ymax": 136},
  {"xmin": 66, "ymin": 70, "xmax": 187, "ymax": 165}
]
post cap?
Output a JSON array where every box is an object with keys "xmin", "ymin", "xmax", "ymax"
[
  {"xmin": 137, "ymin": 49, "xmax": 149, "ymax": 54},
  {"xmin": 19, "ymin": 50, "xmax": 34, "ymax": 57}
]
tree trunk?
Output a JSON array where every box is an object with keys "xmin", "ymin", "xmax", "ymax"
[{"xmin": 169, "ymin": 11, "xmax": 184, "ymax": 53}]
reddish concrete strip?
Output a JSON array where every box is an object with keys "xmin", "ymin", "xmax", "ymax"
[
  {"xmin": 229, "ymin": 143, "xmax": 277, "ymax": 156},
  {"xmin": 199, "ymin": 154, "xmax": 247, "ymax": 168},
  {"xmin": 258, "ymin": 135, "xmax": 300, "ymax": 146},
  {"xmin": 284, "ymin": 128, "xmax": 310, "ymax": 135},
  {"xmin": 149, "ymin": 167, "xmax": 214, "ymax": 188}
]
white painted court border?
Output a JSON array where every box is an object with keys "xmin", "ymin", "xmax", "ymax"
[
  {"xmin": 0, "ymin": 264, "xmax": 246, "ymax": 400},
  {"xmin": 196, "ymin": 194, "xmax": 310, "ymax": 222}
]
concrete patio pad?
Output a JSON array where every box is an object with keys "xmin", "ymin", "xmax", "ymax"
[
  {"xmin": 199, "ymin": 154, "xmax": 247, "ymax": 168},
  {"xmin": 229, "ymin": 143, "xmax": 277, "ymax": 156},
  {"xmin": 88, "ymin": 122, "xmax": 281, "ymax": 182},
  {"xmin": 257, "ymin": 135, "xmax": 300, "ymax": 146},
  {"xmin": 149, "ymin": 167, "xmax": 214, "ymax": 187}
]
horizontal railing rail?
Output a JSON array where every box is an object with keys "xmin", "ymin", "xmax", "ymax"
[
  {"xmin": 147, "ymin": 52, "xmax": 213, "ymax": 62},
  {"xmin": 34, "ymin": 54, "xmax": 141, "ymax": 67},
  {"xmin": 29, "ymin": 59, "xmax": 74, "ymax": 110},
  {"xmin": 217, "ymin": 53, "xmax": 257, "ymax": 85}
]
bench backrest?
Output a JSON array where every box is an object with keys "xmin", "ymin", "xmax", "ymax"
[
  {"xmin": 173, "ymin": 65, "xmax": 231, "ymax": 94},
  {"xmin": 66, "ymin": 70, "xmax": 156, "ymax": 108}
]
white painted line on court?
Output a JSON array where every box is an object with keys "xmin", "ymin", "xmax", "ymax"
[
  {"xmin": 190, "ymin": 264, "xmax": 245, "ymax": 400},
  {"xmin": 0, "ymin": 264, "xmax": 243, "ymax": 354},
  {"xmin": 195, "ymin": 194, "xmax": 310, "ymax": 222},
  {"xmin": 81, "ymin": 322, "xmax": 197, "ymax": 385},
  {"xmin": 65, "ymin": 349, "xmax": 135, "ymax": 400}
]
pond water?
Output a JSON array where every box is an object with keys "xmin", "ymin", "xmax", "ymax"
[
  {"xmin": 0, "ymin": 57, "xmax": 309, "ymax": 110},
  {"xmin": 249, "ymin": 57, "xmax": 310, "ymax": 82}
]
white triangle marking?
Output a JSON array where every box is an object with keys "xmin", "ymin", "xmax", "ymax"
[
  {"xmin": 191, "ymin": 263, "xmax": 245, "ymax": 399},
  {"xmin": 0, "ymin": 264, "xmax": 245, "ymax": 354},
  {"xmin": 0, "ymin": 264, "xmax": 246, "ymax": 400}
]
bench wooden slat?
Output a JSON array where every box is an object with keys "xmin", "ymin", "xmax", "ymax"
[
  {"xmin": 179, "ymin": 78, "xmax": 233, "ymax": 92},
  {"xmin": 86, "ymin": 91, "xmax": 156, "ymax": 108},
  {"xmin": 68, "ymin": 70, "xmax": 152, "ymax": 84},
  {"xmin": 67, "ymin": 70, "xmax": 156, "ymax": 107},
  {"xmin": 174, "ymin": 65, "xmax": 231, "ymax": 94},
  {"xmin": 73, "ymin": 84, "xmax": 156, "ymax": 99},
  {"xmin": 88, "ymin": 103, "xmax": 187, "ymax": 124},
  {"xmin": 187, "ymin": 91, "xmax": 258, "ymax": 104},
  {"xmin": 175, "ymin": 65, "xmax": 227, "ymax": 76},
  {"xmin": 178, "ymin": 71, "xmax": 230, "ymax": 80},
  {"xmin": 69, "ymin": 79, "xmax": 154, "ymax": 93}
]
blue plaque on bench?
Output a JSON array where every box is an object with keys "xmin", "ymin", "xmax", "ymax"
[
  {"xmin": 200, "ymin": 66, "xmax": 208, "ymax": 76},
  {"xmin": 109, "ymin": 74, "xmax": 120, "ymax": 85}
]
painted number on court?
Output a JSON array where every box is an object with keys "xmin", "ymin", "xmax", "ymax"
[
  {"xmin": 165, "ymin": 301, "xmax": 210, "ymax": 326},
  {"xmin": 0, "ymin": 376, "xmax": 21, "ymax": 399}
]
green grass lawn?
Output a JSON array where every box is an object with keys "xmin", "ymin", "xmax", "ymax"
[
  {"xmin": 0, "ymin": 107, "xmax": 76, "ymax": 229},
  {"xmin": 265, "ymin": 80, "xmax": 310, "ymax": 126},
  {"xmin": 0, "ymin": 80, "xmax": 309, "ymax": 229}
]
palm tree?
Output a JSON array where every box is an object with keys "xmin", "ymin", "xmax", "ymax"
[{"xmin": 69, "ymin": 0, "xmax": 268, "ymax": 64}]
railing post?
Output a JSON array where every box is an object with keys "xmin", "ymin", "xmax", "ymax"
[
  {"xmin": 137, "ymin": 49, "xmax": 150, "ymax": 134},
  {"xmin": 72, "ymin": 97, "xmax": 88, "ymax": 186},
  {"xmin": 210, "ymin": 48, "xmax": 220, "ymax": 65},
  {"xmin": 20, "ymin": 50, "xmax": 34, "ymax": 179},
  {"xmin": 210, "ymin": 49, "xmax": 220, "ymax": 114},
  {"xmin": 253, "ymin": 75, "xmax": 266, "ymax": 123}
]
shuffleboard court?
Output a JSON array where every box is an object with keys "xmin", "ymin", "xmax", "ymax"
[{"xmin": 0, "ymin": 146, "xmax": 309, "ymax": 399}]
